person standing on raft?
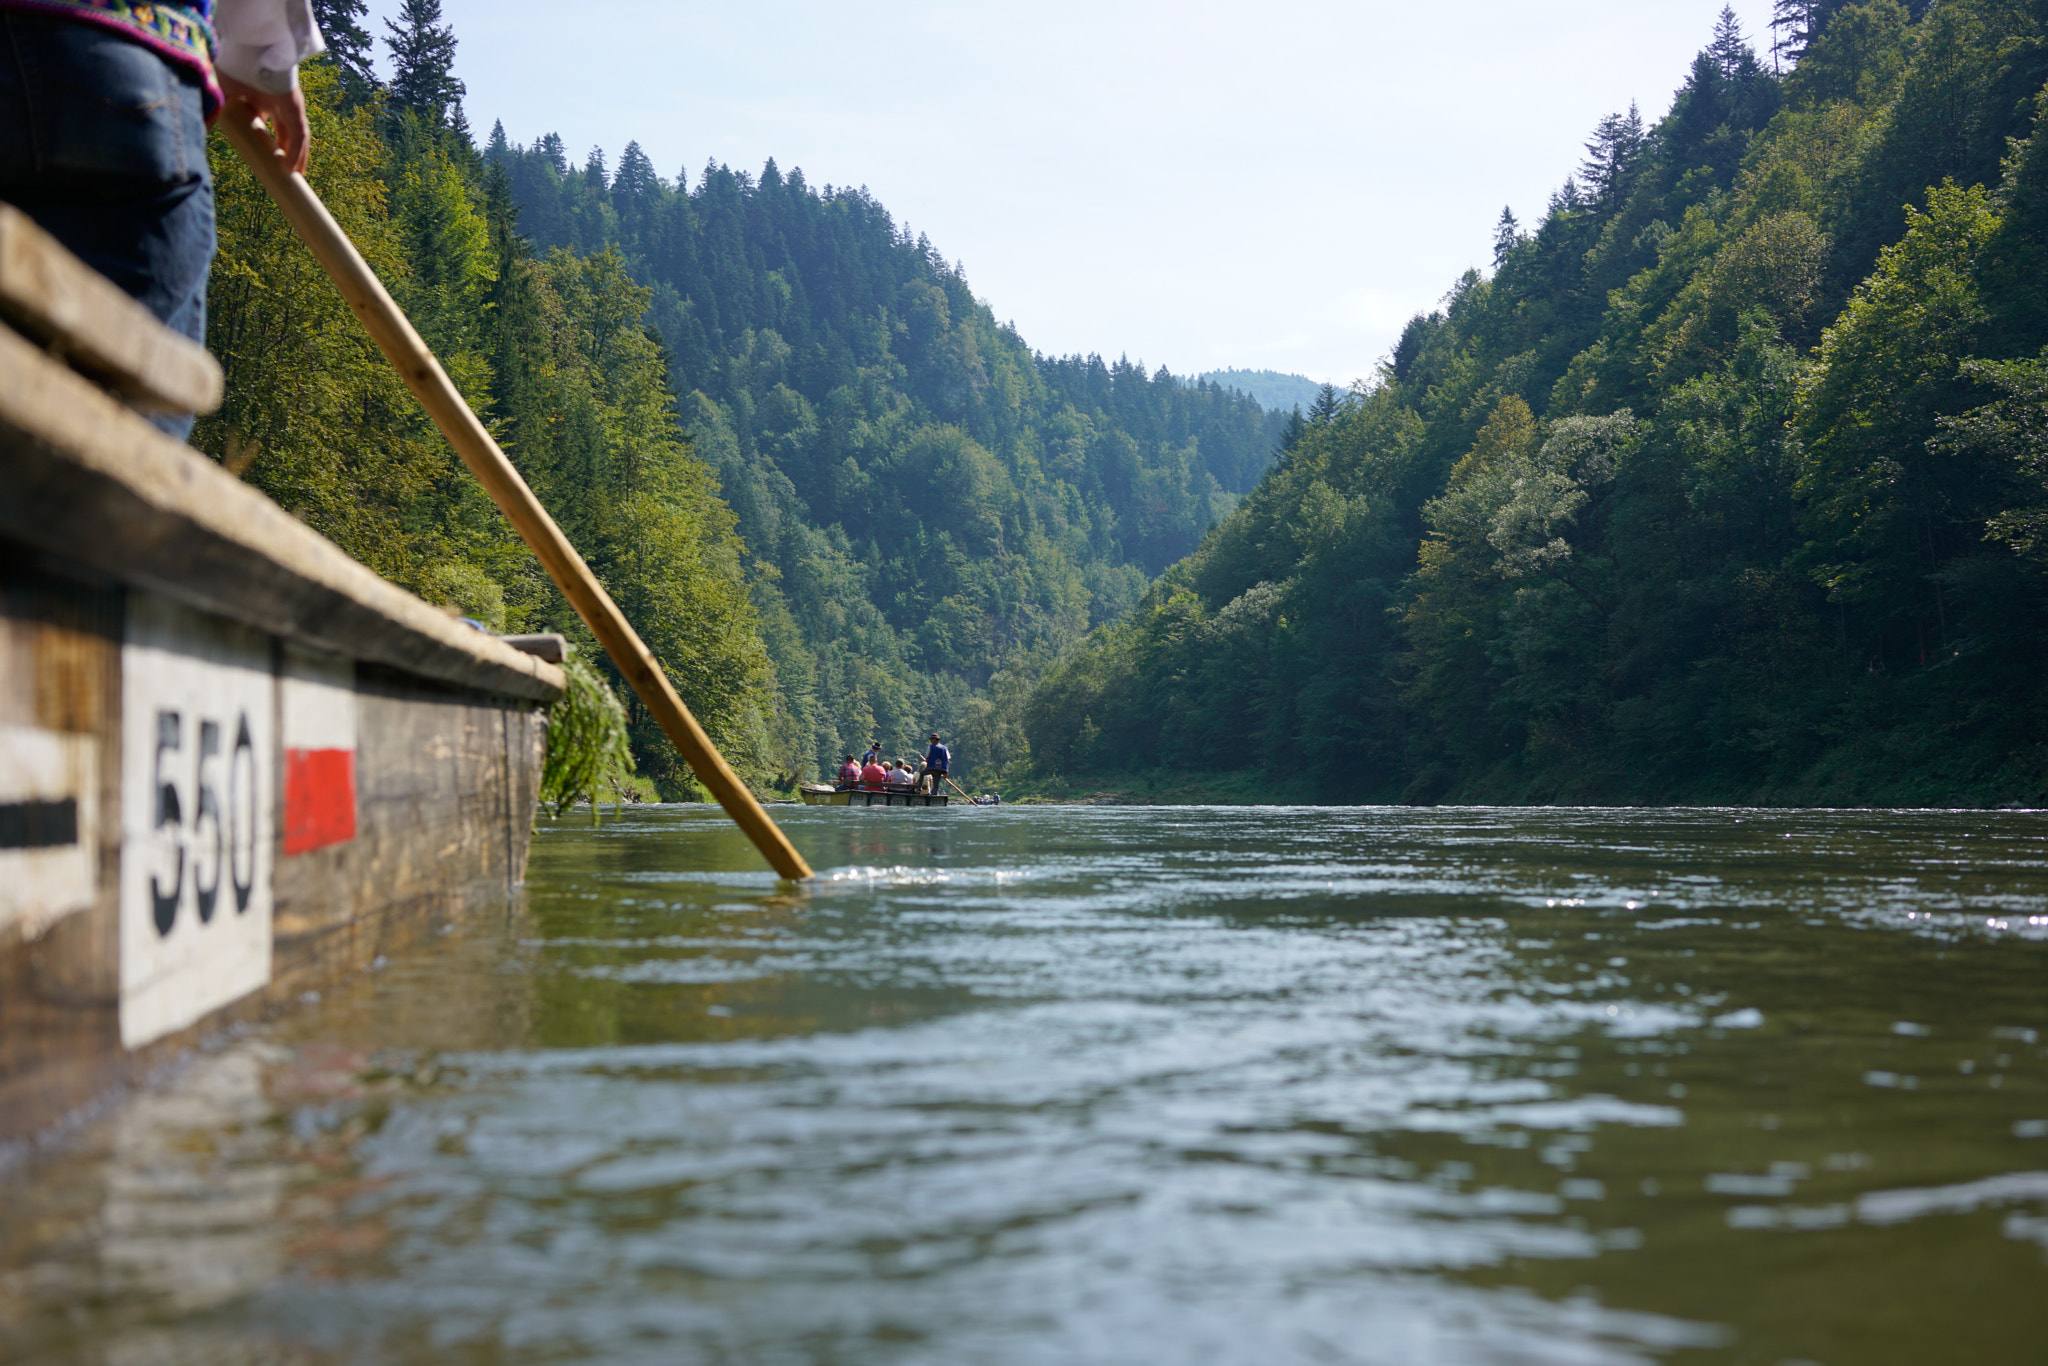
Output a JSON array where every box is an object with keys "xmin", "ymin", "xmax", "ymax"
[
  {"xmin": 919, "ymin": 733, "xmax": 949, "ymax": 795},
  {"xmin": 0, "ymin": 0, "xmax": 325, "ymax": 440}
]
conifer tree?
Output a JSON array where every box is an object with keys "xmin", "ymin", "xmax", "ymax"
[
  {"xmin": 1547, "ymin": 176, "xmax": 1584, "ymax": 217},
  {"xmin": 1308, "ymin": 383, "xmax": 1344, "ymax": 426},
  {"xmin": 1277, "ymin": 407, "xmax": 1308, "ymax": 462},
  {"xmin": 612, "ymin": 142, "xmax": 660, "ymax": 202},
  {"xmin": 385, "ymin": 0, "xmax": 465, "ymax": 129},
  {"xmin": 536, "ymin": 132, "xmax": 568, "ymax": 176},
  {"xmin": 311, "ymin": 0, "xmax": 376, "ymax": 99},
  {"xmin": 1579, "ymin": 103, "xmax": 1646, "ymax": 209},
  {"xmin": 1707, "ymin": 6, "xmax": 1763, "ymax": 80},
  {"xmin": 1771, "ymin": 0, "xmax": 1830, "ymax": 64},
  {"xmin": 1493, "ymin": 207, "xmax": 1521, "ymax": 268}
]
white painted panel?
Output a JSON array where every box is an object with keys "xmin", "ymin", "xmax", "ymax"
[
  {"xmin": 119, "ymin": 596, "xmax": 276, "ymax": 1049},
  {"xmin": 280, "ymin": 646, "xmax": 359, "ymax": 855},
  {"xmin": 281, "ymin": 647, "xmax": 355, "ymax": 751},
  {"xmin": 0, "ymin": 723, "xmax": 98, "ymax": 939}
]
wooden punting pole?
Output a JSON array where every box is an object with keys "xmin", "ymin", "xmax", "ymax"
[{"xmin": 218, "ymin": 112, "xmax": 813, "ymax": 881}]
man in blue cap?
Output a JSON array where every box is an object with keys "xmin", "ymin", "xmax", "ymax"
[{"xmin": 920, "ymin": 733, "xmax": 949, "ymax": 796}]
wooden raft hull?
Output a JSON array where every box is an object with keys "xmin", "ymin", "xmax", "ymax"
[
  {"xmin": 0, "ymin": 208, "xmax": 567, "ymax": 1144},
  {"xmin": 799, "ymin": 787, "xmax": 948, "ymax": 807}
]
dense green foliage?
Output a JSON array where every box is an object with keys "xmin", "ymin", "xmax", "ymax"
[
  {"xmin": 539, "ymin": 655, "xmax": 637, "ymax": 819},
  {"xmin": 481, "ymin": 131, "xmax": 1285, "ymax": 778},
  {"xmin": 1026, "ymin": 2, "xmax": 2048, "ymax": 805},
  {"xmin": 206, "ymin": 3, "xmax": 1284, "ymax": 792},
  {"xmin": 200, "ymin": 23, "xmax": 770, "ymax": 797}
]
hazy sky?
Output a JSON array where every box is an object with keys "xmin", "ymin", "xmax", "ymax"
[{"xmin": 362, "ymin": 1, "xmax": 1784, "ymax": 385}]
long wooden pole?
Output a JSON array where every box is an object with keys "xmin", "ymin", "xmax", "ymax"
[{"xmin": 220, "ymin": 115, "xmax": 813, "ymax": 880}]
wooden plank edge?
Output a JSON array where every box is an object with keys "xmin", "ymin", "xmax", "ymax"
[
  {"xmin": 0, "ymin": 203, "xmax": 224, "ymax": 416},
  {"xmin": 0, "ymin": 327, "xmax": 563, "ymax": 703}
]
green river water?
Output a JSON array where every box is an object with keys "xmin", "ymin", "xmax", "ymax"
[{"xmin": 3, "ymin": 803, "xmax": 2046, "ymax": 1364}]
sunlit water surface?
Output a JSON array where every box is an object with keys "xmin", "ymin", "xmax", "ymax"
[{"xmin": 4, "ymin": 804, "xmax": 2047, "ymax": 1364}]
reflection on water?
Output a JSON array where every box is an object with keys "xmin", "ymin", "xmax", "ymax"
[{"xmin": 4, "ymin": 804, "xmax": 2047, "ymax": 1364}]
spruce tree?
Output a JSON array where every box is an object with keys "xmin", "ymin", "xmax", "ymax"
[
  {"xmin": 536, "ymin": 132, "xmax": 568, "ymax": 176},
  {"xmin": 1493, "ymin": 207, "xmax": 1521, "ymax": 268},
  {"xmin": 385, "ymin": 0, "xmax": 465, "ymax": 129},
  {"xmin": 1277, "ymin": 406, "xmax": 1308, "ymax": 463},
  {"xmin": 1308, "ymin": 383, "xmax": 1343, "ymax": 426},
  {"xmin": 311, "ymin": 0, "xmax": 376, "ymax": 100},
  {"xmin": 613, "ymin": 142, "xmax": 660, "ymax": 201},
  {"xmin": 1707, "ymin": 6, "xmax": 1760, "ymax": 80},
  {"xmin": 1579, "ymin": 103, "xmax": 1646, "ymax": 209}
]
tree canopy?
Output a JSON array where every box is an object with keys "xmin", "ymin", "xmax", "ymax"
[
  {"xmin": 202, "ymin": 17, "xmax": 1286, "ymax": 791},
  {"xmin": 1022, "ymin": 1, "xmax": 2048, "ymax": 806}
]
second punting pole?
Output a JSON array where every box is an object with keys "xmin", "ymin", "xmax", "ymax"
[{"xmin": 218, "ymin": 111, "xmax": 813, "ymax": 881}]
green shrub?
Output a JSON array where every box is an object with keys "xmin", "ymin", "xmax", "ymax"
[{"xmin": 541, "ymin": 655, "xmax": 636, "ymax": 820}]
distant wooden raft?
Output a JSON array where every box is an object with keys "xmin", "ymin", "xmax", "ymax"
[{"xmin": 0, "ymin": 205, "xmax": 566, "ymax": 1146}]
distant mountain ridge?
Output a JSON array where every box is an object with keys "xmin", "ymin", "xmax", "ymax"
[{"xmin": 1196, "ymin": 368, "xmax": 1326, "ymax": 413}]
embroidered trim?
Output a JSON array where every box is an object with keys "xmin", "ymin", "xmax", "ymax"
[{"xmin": 0, "ymin": 0, "xmax": 220, "ymax": 110}]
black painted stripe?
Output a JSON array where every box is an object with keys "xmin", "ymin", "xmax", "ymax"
[{"xmin": 0, "ymin": 798, "xmax": 79, "ymax": 849}]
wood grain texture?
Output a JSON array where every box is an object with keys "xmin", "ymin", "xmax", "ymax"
[
  {"xmin": 0, "ymin": 325, "xmax": 563, "ymax": 705},
  {"xmin": 0, "ymin": 203, "xmax": 223, "ymax": 416},
  {"xmin": 0, "ymin": 557, "xmax": 124, "ymax": 1145},
  {"xmin": 1, "ymin": 324, "xmax": 560, "ymax": 1143},
  {"xmin": 0, "ymin": 574, "xmax": 550, "ymax": 1147}
]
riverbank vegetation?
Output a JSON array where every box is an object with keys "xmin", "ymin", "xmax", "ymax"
[
  {"xmin": 203, "ymin": 0, "xmax": 1282, "ymax": 796},
  {"xmin": 1024, "ymin": 1, "xmax": 2048, "ymax": 806}
]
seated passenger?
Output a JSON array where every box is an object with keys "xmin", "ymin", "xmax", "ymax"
[
  {"xmin": 860, "ymin": 758, "xmax": 889, "ymax": 791},
  {"xmin": 837, "ymin": 754, "xmax": 861, "ymax": 789},
  {"xmin": 886, "ymin": 761, "xmax": 915, "ymax": 789}
]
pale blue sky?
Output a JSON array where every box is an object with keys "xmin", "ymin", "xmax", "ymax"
[{"xmin": 362, "ymin": 1, "xmax": 1784, "ymax": 386}]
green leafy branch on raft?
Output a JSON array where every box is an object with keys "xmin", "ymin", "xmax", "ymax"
[{"xmin": 541, "ymin": 655, "xmax": 636, "ymax": 822}]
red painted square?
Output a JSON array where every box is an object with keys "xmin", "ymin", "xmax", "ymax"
[{"xmin": 284, "ymin": 747, "xmax": 356, "ymax": 854}]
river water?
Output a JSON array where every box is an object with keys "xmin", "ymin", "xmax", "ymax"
[{"xmin": 3, "ymin": 804, "xmax": 2047, "ymax": 1364}]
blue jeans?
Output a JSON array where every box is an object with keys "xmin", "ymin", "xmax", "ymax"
[{"xmin": 0, "ymin": 13, "xmax": 215, "ymax": 440}]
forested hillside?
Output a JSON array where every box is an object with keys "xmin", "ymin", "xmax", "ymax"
[
  {"xmin": 1197, "ymin": 369, "xmax": 1326, "ymax": 413},
  {"xmin": 1026, "ymin": 1, "xmax": 2048, "ymax": 805},
  {"xmin": 206, "ymin": 0, "xmax": 1283, "ymax": 794},
  {"xmin": 481, "ymin": 130, "xmax": 1284, "ymax": 780}
]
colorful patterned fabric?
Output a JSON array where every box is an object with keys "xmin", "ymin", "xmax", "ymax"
[{"xmin": 0, "ymin": 0, "xmax": 218, "ymax": 107}]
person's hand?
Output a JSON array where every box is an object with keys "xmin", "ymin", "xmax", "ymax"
[{"xmin": 217, "ymin": 74, "xmax": 310, "ymax": 175}]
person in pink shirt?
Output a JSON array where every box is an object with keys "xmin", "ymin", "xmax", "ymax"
[{"xmin": 859, "ymin": 757, "xmax": 888, "ymax": 792}]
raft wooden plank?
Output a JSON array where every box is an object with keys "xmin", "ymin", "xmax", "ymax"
[
  {"xmin": 0, "ymin": 203, "xmax": 224, "ymax": 416},
  {"xmin": 0, "ymin": 573, "xmax": 551, "ymax": 1146},
  {"xmin": 269, "ymin": 672, "xmax": 547, "ymax": 996},
  {"xmin": 0, "ymin": 325, "xmax": 562, "ymax": 704},
  {"xmin": 0, "ymin": 562, "xmax": 124, "ymax": 1145}
]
